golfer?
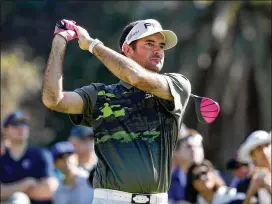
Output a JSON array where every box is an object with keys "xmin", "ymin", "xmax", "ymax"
[{"xmin": 42, "ymin": 19, "xmax": 191, "ymax": 204}]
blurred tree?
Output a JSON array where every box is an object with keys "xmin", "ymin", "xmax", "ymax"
[{"xmin": 1, "ymin": 44, "xmax": 56, "ymax": 145}]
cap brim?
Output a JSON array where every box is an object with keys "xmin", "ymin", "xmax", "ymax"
[
  {"xmin": 160, "ymin": 30, "xmax": 178, "ymax": 50},
  {"xmin": 131, "ymin": 29, "xmax": 178, "ymax": 50},
  {"xmin": 53, "ymin": 151, "xmax": 74, "ymax": 160}
]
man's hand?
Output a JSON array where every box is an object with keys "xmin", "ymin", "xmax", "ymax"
[
  {"xmin": 74, "ymin": 26, "xmax": 93, "ymax": 50},
  {"xmin": 54, "ymin": 19, "xmax": 78, "ymax": 42},
  {"xmin": 246, "ymin": 168, "xmax": 268, "ymax": 197}
]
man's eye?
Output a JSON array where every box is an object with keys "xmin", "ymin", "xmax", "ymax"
[
  {"xmin": 147, "ymin": 43, "xmax": 154, "ymax": 47},
  {"xmin": 160, "ymin": 45, "xmax": 165, "ymax": 49}
]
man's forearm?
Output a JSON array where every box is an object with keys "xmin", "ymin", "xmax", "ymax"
[
  {"xmin": 93, "ymin": 43, "xmax": 150, "ymax": 86},
  {"xmin": 1, "ymin": 182, "xmax": 27, "ymax": 199},
  {"xmin": 243, "ymin": 187, "xmax": 257, "ymax": 204},
  {"xmin": 26, "ymin": 178, "xmax": 58, "ymax": 200},
  {"xmin": 42, "ymin": 36, "xmax": 66, "ymax": 107}
]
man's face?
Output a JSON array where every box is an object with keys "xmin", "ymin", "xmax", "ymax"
[
  {"xmin": 179, "ymin": 135, "xmax": 204, "ymax": 164},
  {"xmin": 4, "ymin": 120, "xmax": 29, "ymax": 144},
  {"xmin": 69, "ymin": 136, "xmax": 94, "ymax": 155},
  {"xmin": 251, "ymin": 143, "xmax": 271, "ymax": 167},
  {"xmin": 192, "ymin": 165, "xmax": 224, "ymax": 201},
  {"xmin": 232, "ymin": 165, "xmax": 250, "ymax": 179},
  {"xmin": 54, "ymin": 153, "xmax": 77, "ymax": 175},
  {"xmin": 192, "ymin": 165, "xmax": 216, "ymax": 191},
  {"xmin": 129, "ymin": 33, "xmax": 165, "ymax": 72}
]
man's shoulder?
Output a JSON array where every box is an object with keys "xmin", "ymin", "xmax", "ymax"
[{"xmin": 25, "ymin": 146, "xmax": 52, "ymax": 162}]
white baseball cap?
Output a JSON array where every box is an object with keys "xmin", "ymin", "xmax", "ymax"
[
  {"xmin": 238, "ymin": 130, "xmax": 271, "ymax": 163},
  {"xmin": 121, "ymin": 19, "xmax": 178, "ymax": 52}
]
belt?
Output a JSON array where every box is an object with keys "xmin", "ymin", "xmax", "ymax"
[{"xmin": 94, "ymin": 188, "xmax": 168, "ymax": 204}]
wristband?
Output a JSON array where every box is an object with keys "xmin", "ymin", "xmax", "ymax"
[{"xmin": 89, "ymin": 39, "xmax": 103, "ymax": 53}]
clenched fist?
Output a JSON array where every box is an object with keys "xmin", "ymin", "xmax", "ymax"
[
  {"xmin": 54, "ymin": 19, "xmax": 78, "ymax": 42},
  {"xmin": 74, "ymin": 26, "xmax": 93, "ymax": 50}
]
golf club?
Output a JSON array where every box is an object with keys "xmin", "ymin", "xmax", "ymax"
[{"xmin": 190, "ymin": 94, "xmax": 220, "ymax": 124}]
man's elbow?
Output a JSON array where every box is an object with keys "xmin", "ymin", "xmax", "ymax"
[{"xmin": 42, "ymin": 94, "xmax": 60, "ymax": 110}]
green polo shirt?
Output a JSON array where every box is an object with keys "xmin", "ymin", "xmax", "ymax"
[{"xmin": 69, "ymin": 73, "xmax": 191, "ymax": 193}]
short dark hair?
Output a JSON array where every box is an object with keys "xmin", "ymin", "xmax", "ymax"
[
  {"xmin": 226, "ymin": 158, "xmax": 248, "ymax": 170},
  {"xmin": 119, "ymin": 20, "xmax": 140, "ymax": 55}
]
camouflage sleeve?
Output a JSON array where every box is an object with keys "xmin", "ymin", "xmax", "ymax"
[
  {"xmin": 69, "ymin": 84, "xmax": 98, "ymax": 127},
  {"xmin": 159, "ymin": 73, "xmax": 191, "ymax": 129}
]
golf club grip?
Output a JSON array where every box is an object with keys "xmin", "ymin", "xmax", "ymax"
[{"xmin": 56, "ymin": 20, "xmax": 66, "ymax": 29}]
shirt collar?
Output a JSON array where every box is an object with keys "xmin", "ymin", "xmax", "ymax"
[{"xmin": 119, "ymin": 80, "xmax": 133, "ymax": 90}]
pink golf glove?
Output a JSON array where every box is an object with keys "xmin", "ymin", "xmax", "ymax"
[{"xmin": 54, "ymin": 19, "xmax": 78, "ymax": 42}]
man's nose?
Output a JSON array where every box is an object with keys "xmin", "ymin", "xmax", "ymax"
[{"xmin": 153, "ymin": 45, "xmax": 163, "ymax": 55}]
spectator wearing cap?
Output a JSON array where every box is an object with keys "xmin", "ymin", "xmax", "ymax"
[
  {"xmin": 51, "ymin": 141, "xmax": 94, "ymax": 204},
  {"xmin": 0, "ymin": 111, "xmax": 59, "ymax": 204},
  {"xmin": 226, "ymin": 157, "xmax": 250, "ymax": 188},
  {"xmin": 68, "ymin": 126, "xmax": 97, "ymax": 172},
  {"xmin": 168, "ymin": 129, "xmax": 205, "ymax": 203},
  {"xmin": 237, "ymin": 130, "xmax": 271, "ymax": 204}
]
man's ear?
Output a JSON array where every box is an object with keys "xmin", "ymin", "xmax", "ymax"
[{"xmin": 123, "ymin": 43, "xmax": 133, "ymax": 57}]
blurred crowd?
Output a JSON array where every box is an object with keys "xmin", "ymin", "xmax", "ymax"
[{"xmin": 1, "ymin": 111, "xmax": 271, "ymax": 204}]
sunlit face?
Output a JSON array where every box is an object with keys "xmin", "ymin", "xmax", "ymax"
[
  {"xmin": 179, "ymin": 135, "xmax": 204, "ymax": 164},
  {"xmin": 127, "ymin": 33, "xmax": 165, "ymax": 72},
  {"xmin": 4, "ymin": 120, "xmax": 29, "ymax": 144},
  {"xmin": 251, "ymin": 143, "xmax": 271, "ymax": 167},
  {"xmin": 192, "ymin": 165, "xmax": 216, "ymax": 192},
  {"xmin": 192, "ymin": 164, "xmax": 224, "ymax": 201}
]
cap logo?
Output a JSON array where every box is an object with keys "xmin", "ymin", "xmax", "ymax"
[
  {"xmin": 144, "ymin": 22, "xmax": 157, "ymax": 29},
  {"xmin": 127, "ymin": 30, "xmax": 140, "ymax": 41}
]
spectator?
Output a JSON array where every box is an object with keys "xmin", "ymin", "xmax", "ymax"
[
  {"xmin": 171, "ymin": 124, "xmax": 188, "ymax": 170},
  {"xmin": 237, "ymin": 130, "xmax": 271, "ymax": 204},
  {"xmin": 51, "ymin": 141, "xmax": 94, "ymax": 204},
  {"xmin": 0, "ymin": 111, "xmax": 59, "ymax": 204},
  {"xmin": 225, "ymin": 157, "xmax": 251, "ymax": 188},
  {"xmin": 168, "ymin": 129, "xmax": 204, "ymax": 203},
  {"xmin": 1, "ymin": 131, "xmax": 7, "ymax": 156},
  {"xmin": 68, "ymin": 126, "xmax": 97, "ymax": 172},
  {"xmin": 185, "ymin": 160, "xmax": 250, "ymax": 204}
]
